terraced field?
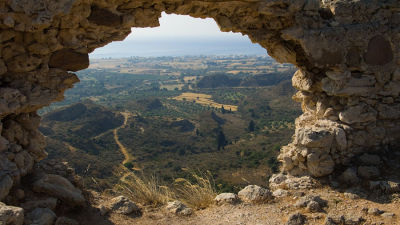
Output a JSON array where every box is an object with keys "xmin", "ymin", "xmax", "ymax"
[{"xmin": 172, "ymin": 92, "xmax": 238, "ymax": 111}]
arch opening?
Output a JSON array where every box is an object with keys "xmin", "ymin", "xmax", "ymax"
[
  {"xmin": 39, "ymin": 13, "xmax": 299, "ymax": 191},
  {"xmin": 0, "ymin": 0, "xmax": 399, "ymax": 209}
]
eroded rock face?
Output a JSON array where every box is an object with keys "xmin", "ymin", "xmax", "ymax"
[{"xmin": 0, "ymin": 0, "xmax": 398, "ymax": 202}]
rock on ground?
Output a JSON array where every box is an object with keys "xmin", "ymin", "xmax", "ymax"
[
  {"xmin": 272, "ymin": 189, "xmax": 289, "ymax": 198},
  {"xmin": 99, "ymin": 196, "xmax": 140, "ymax": 216},
  {"xmin": 286, "ymin": 213, "xmax": 306, "ymax": 225},
  {"xmin": 238, "ymin": 185, "xmax": 272, "ymax": 203},
  {"xmin": 294, "ymin": 195, "xmax": 327, "ymax": 210},
  {"xmin": 214, "ymin": 193, "xmax": 239, "ymax": 205},
  {"xmin": 381, "ymin": 212, "xmax": 395, "ymax": 218},
  {"xmin": 367, "ymin": 208, "xmax": 382, "ymax": 215},
  {"xmin": 325, "ymin": 214, "xmax": 365, "ymax": 225},
  {"xmin": 166, "ymin": 201, "xmax": 193, "ymax": 216}
]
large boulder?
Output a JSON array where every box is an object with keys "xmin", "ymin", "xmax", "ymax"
[
  {"xmin": 238, "ymin": 185, "xmax": 272, "ymax": 203},
  {"xmin": 272, "ymin": 189, "xmax": 289, "ymax": 198},
  {"xmin": 0, "ymin": 202, "xmax": 24, "ymax": 225},
  {"xmin": 33, "ymin": 174, "xmax": 85, "ymax": 206}
]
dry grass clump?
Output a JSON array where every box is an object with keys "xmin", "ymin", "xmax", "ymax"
[
  {"xmin": 114, "ymin": 167, "xmax": 218, "ymax": 209},
  {"xmin": 174, "ymin": 170, "xmax": 218, "ymax": 209},
  {"xmin": 115, "ymin": 167, "xmax": 174, "ymax": 207}
]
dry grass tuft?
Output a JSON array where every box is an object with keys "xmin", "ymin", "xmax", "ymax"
[
  {"xmin": 173, "ymin": 170, "xmax": 218, "ymax": 209},
  {"xmin": 114, "ymin": 167, "xmax": 218, "ymax": 209},
  {"xmin": 115, "ymin": 167, "xmax": 174, "ymax": 207}
]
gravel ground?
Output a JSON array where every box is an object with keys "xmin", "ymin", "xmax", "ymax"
[{"xmin": 75, "ymin": 186, "xmax": 399, "ymax": 225}]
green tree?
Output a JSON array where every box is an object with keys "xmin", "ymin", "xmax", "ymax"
[
  {"xmin": 217, "ymin": 130, "xmax": 227, "ymax": 150},
  {"xmin": 248, "ymin": 120, "xmax": 255, "ymax": 132}
]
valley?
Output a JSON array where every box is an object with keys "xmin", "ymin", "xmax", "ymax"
[{"xmin": 40, "ymin": 55, "xmax": 301, "ymax": 192}]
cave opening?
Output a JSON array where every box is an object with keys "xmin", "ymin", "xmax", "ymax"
[
  {"xmin": 0, "ymin": 1, "xmax": 399, "ymax": 223},
  {"xmin": 38, "ymin": 13, "xmax": 300, "ymax": 192}
]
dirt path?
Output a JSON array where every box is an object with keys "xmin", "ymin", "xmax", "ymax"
[
  {"xmin": 113, "ymin": 112, "xmax": 135, "ymax": 164},
  {"xmin": 64, "ymin": 141, "xmax": 78, "ymax": 152}
]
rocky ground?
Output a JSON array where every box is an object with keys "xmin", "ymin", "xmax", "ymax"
[
  {"xmin": 1, "ymin": 152, "xmax": 400, "ymax": 225},
  {"xmin": 71, "ymin": 181, "xmax": 400, "ymax": 225}
]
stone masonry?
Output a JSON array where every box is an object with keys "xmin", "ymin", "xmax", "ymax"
[{"xmin": 0, "ymin": 0, "xmax": 399, "ymax": 204}]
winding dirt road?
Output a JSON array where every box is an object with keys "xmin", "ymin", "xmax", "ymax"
[{"xmin": 113, "ymin": 112, "xmax": 135, "ymax": 164}]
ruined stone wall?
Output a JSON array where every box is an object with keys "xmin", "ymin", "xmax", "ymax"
[{"xmin": 0, "ymin": 0, "xmax": 399, "ymax": 201}]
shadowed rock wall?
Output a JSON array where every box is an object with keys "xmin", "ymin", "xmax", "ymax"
[{"xmin": 0, "ymin": 0, "xmax": 399, "ymax": 201}]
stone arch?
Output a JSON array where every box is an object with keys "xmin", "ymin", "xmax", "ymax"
[{"xmin": 0, "ymin": 0, "xmax": 399, "ymax": 200}]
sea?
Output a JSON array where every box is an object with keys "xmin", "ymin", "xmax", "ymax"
[{"xmin": 89, "ymin": 37, "xmax": 268, "ymax": 58}]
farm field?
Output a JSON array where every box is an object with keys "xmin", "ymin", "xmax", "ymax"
[
  {"xmin": 172, "ymin": 92, "xmax": 238, "ymax": 111},
  {"xmin": 41, "ymin": 55, "xmax": 300, "ymax": 192}
]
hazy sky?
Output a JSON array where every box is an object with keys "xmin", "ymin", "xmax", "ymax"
[
  {"xmin": 90, "ymin": 13, "xmax": 267, "ymax": 58},
  {"xmin": 127, "ymin": 12, "xmax": 247, "ymax": 40}
]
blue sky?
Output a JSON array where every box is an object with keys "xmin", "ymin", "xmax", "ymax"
[
  {"xmin": 127, "ymin": 13, "xmax": 238, "ymax": 40},
  {"xmin": 90, "ymin": 13, "xmax": 267, "ymax": 58}
]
